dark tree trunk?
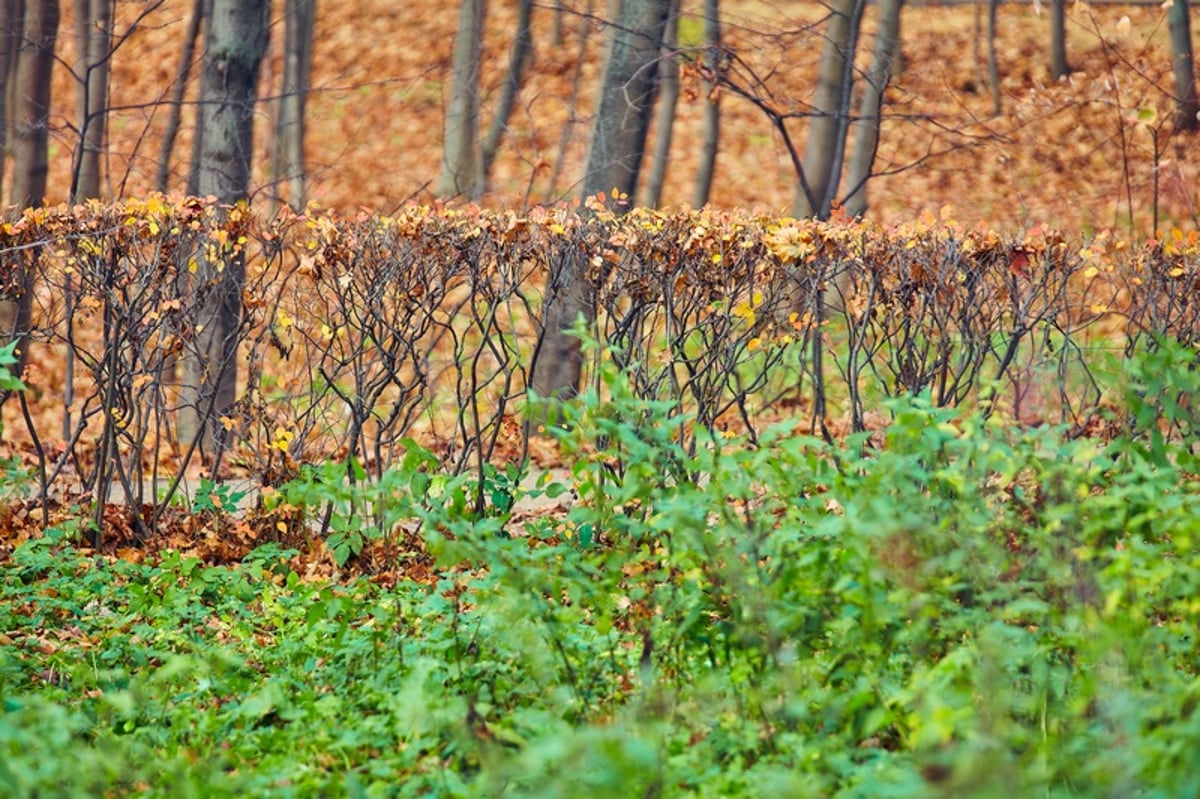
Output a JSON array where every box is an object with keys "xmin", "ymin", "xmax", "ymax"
[
  {"xmin": 1050, "ymin": 0, "xmax": 1070, "ymax": 81},
  {"xmin": 0, "ymin": 0, "xmax": 18, "ymax": 204},
  {"xmin": 186, "ymin": 0, "xmax": 216, "ymax": 196},
  {"xmin": 178, "ymin": 0, "xmax": 268, "ymax": 450},
  {"xmin": 532, "ymin": 0, "xmax": 669, "ymax": 404},
  {"xmin": 1168, "ymin": 0, "xmax": 1199, "ymax": 132},
  {"xmin": 157, "ymin": 0, "xmax": 204, "ymax": 193},
  {"xmin": 10, "ymin": 0, "xmax": 57, "ymax": 209},
  {"xmin": 2, "ymin": 0, "xmax": 57, "ymax": 373},
  {"xmin": 579, "ymin": 0, "xmax": 669, "ymax": 202}
]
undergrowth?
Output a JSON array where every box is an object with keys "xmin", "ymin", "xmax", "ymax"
[{"xmin": 2, "ymin": 344, "xmax": 1199, "ymax": 797}]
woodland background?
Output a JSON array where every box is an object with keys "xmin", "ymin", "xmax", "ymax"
[{"xmin": 8, "ymin": 0, "xmax": 1198, "ymax": 231}]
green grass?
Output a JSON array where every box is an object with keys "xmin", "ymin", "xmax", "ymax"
[{"xmin": 3, "ymin": 348, "xmax": 1200, "ymax": 797}]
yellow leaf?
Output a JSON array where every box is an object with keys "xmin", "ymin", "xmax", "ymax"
[{"xmin": 732, "ymin": 301, "xmax": 756, "ymax": 326}]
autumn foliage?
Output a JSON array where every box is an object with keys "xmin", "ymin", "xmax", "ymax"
[{"xmin": 0, "ymin": 196, "xmax": 1197, "ymax": 549}]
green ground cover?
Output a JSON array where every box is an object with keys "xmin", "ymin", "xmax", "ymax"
[{"xmin": 2, "ymin": 348, "xmax": 1199, "ymax": 797}]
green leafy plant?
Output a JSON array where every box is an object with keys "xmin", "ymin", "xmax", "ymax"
[
  {"xmin": 5, "ymin": 343, "xmax": 1200, "ymax": 797},
  {"xmin": 190, "ymin": 477, "xmax": 249, "ymax": 514}
]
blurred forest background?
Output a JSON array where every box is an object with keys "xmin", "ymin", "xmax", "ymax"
[{"xmin": 4, "ymin": 0, "xmax": 1198, "ymax": 235}]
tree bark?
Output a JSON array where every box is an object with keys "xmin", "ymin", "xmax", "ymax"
[
  {"xmin": 642, "ymin": 0, "xmax": 679, "ymax": 208},
  {"xmin": 532, "ymin": 0, "xmax": 669, "ymax": 404},
  {"xmin": 551, "ymin": 0, "xmax": 565, "ymax": 48},
  {"xmin": 10, "ymin": 0, "xmax": 57, "ymax": 209},
  {"xmin": 792, "ymin": 0, "xmax": 864, "ymax": 219},
  {"xmin": 579, "ymin": 0, "xmax": 669, "ymax": 202},
  {"xmin": 186, "ymin": 0, "xmax": 216, "ymax": 196},
  {"xmin": 437, "ymin": 0, "xmax": 485, "ymax": 199},
  {"xmin": 480, "ymin": 0, "xmax": 531, "ymax": 189},
  {"xmin": 71, "ymin": 0, "xmax": 110, "ymax": 201},
  {"xmin": 544, "ymin": 0, "xmax": 593, "ymax": 203},
  {"xmin": 1168, "ymin": 0, "xmax": 1199, "ymax": 133},
  {"xmin": 178, "ymin": 0, "xmax": 268, "ymax": 450},
  {"xmin": 987, "ymin": 0, "xmax": 1001, "ymax": 116},
  {"xmin": 157, "ymin": 0, "xmax": 204, "ymax": 193},
  {"xmin": 844, "ymin": 0, "xmax": 904, "ymax": 219},
  {"xmin": 0, "ymin": 0, "xmax": 18, "ymax": 204},
  {"xmin": 1050, "ymin": 0, "xmax": 1070, "ymax": 81},
  {"xmin": 2, "ymin": 0, "xmax": 57, "ymax": 371},
  {"xmin": 272, "ymin": 0, "xmax": 316, "ymax": 209},
  {"xmin": 692, "ymin": 0, "xmax": 720, "ymax": 209}
]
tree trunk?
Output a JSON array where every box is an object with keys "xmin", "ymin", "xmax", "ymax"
[
  {"xmin": 157, "ymin": 0, "xmax": 204, "ymax": 193},
  {"xmin": 272, "ymin": 0, "xmax": 316, "ymax": 210},
  {"xmin": 641, "ymin": 0, "xmax": 679, "ymax": 208},
  {"xmin": 544, "ymin": 0, "xmax": 593, "ymax": 203},
  {"xmin": 71, "ymin": 0, "xmax": 110, "ymax": 201},
  {"xmin": 480, "ymin": 0, "xmax": 531, "ymax": 189},
  {"xmin": 10, "ymin": 0, "xmax": 57, "ymax": 209},
  {"xmin": 1050, "ymin": 0, "xmax": 1070, "ymax": 81},
  {"xmin": 579, "ymin": 0, "xmax": 669, "ymax": 202},
  {"xmin": 186, "ymin": 0, "xmax": 216, "ymax": 196},
  {"xmin": 437, "ymin": 0, "xmax": 485, "ymax": 199},
  {"xmin": 0, "ymin": 0, "xmax": 17, "ymax": 204},
  {"xmin": 178, "ymin": 0, "xmax": 268, "ymax": 450},
  {"xmin": 1168, "ymin": 0, "xmax": 1199, "ymax": 133},
  {"xmin": 532, "ymin": 0, "xmax": 669, "ymax": 404},
  {"xmin": 551, "ymin": 0, "xmax": 565, "ymax": 47},
  {"xmin": 791, "ymin": 0, "xmax": 864, "ymax": 219},
  {"xmin": 844, "ymin": 0, "xmax": 904, "ymax": 219},
  {"xmin": 2, "ymin": 0, "xmax": 57, "ymax": 368},
  {"xmin": 987, "ymin": 0, "xmax": 1000, "ymax": 116},
  {"xmin": 692, "ymin": 0, "xmax": 720, "ymax": 208}
]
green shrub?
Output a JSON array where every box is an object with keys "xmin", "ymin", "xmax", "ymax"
[{"xmin": 3, "ymin": 344, "xmax": 1200, "ymax": 796}]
